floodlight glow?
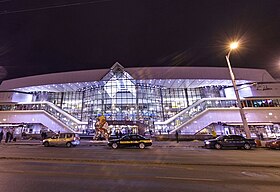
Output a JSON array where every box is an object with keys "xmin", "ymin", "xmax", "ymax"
[{"xmin": 230, "ymin": 42, "xmax": 239, "ymax": 50}]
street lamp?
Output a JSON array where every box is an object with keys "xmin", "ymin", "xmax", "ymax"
[{"xmin": 225, "ymin": 42, "xmax": 251, "ymax": 138}]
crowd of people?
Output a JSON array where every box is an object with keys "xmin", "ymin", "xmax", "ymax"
[{"xmin": 0, "ymin": 129, "xmax": 16, "ymax": 143}]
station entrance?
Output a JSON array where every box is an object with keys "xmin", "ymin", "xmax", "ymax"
[{"xmin": 106, "ymin": 120, "xmax": 147, "ymax": 136}]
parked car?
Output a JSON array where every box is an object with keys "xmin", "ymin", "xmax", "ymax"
[
  {"xmin": 204, "ymin": 135, "xmax": 256, "ymax": 150},
  {"xmin": 43, "ymin": 133, "xmax": 80, "ymax": 147},
  {"xmin": 108, "ymin": 134, "xmax": 152, "ymax": 149},
  {"xmin": 265, "ymin": 138, "xmax": 280, "ymax": 149}
]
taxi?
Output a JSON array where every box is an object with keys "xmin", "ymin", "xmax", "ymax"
[{"xmin": 108, "ymin": 134, "xmax": 152, "ymax": 149}]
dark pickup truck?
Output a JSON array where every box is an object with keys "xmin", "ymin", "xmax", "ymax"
[{"xmin": 204, "ymin": 135, "xmax": 256, "ymax": 150}]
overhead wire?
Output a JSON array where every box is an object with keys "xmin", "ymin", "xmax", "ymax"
[{"xmin": 0, "ymin": 0, "xmax": 112, "ymax": 15}]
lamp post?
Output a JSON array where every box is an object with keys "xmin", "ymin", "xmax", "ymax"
[{"xmin": 225, "ymin": 42, "xmax": 251, "ymax": 138}]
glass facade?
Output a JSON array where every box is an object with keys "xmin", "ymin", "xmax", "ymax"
[
  {"xmin": 1, "ymin": 97, "xmax": 280, "ymax": 135},
  {"xmin": 32, "ymin": 65, "xmax": 224, "ymax": 130},
  {"xmin": 48, "ymin": 91, "xmax": 84, "ymax": 120}
]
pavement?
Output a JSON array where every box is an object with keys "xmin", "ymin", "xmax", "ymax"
[
  {"xmin": 0, "ymin": 139, "xmax": 205, "ymax": 148},
  {"xmin": 88, "ymin": 140, "xmax": 205, "ymax": 148},
  {"xmin": 0, "ymin": 139, "xmax": 269, "ymax": 148}
]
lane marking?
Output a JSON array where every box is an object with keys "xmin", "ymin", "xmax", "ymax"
[
  {"xmin": 241, "ymin": 171, "xmax": 269, "ymax": 178},
  {"xmin": 156, "ymin": 176, "xmax": 221, "ymax": 182}
]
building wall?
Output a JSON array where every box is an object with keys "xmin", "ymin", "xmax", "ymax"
[{"xmin": 224, "ymin": 83, "xmax": 280, "ymax": 98}]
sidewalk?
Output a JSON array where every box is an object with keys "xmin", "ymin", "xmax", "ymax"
[
  {"xmin": 1, "ymin": 139, "xmax": 204, "ymax": 148},
  {"xmin": 151, "ymin": 140, "xmax": 204, "ymax": 148},
  {"xmin": 1, "ymin": 139, "xmax": 267, "ymax": 148},
  {"xmin": 0, "ymin": 139, "xmax": 42, "ymax": 145},
  {"xmin": 88, "ymin": 140, "xmax": 205, "ymax": 148}
]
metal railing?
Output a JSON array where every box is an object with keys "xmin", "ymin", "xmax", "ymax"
[
  {"xmin": 0, "ymin": 101, "xmax": 87, "ymax": 132},
  {"xmin": 154, "ymin": 97, "xmax": 280, "ymax": 133}
]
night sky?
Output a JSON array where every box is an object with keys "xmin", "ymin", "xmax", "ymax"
[{"xmin": 0, "ymin": 0, "xmax": 280, "ymax": 80}]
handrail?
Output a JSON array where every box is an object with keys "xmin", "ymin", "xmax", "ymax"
[
  {"xmin": 18, "ymin": 101, "xmax": 87, "ymax": 124},
  {"xmin": 0, "ymin": 101, "xmax": 87, "ymax": 132},
  {"xmin": 155, "ymin": 98, "xmax": 235, "ymax": 125},
  {"xmin": 154, "ymin": 97, "xmax": 280, "ymax": 132}
]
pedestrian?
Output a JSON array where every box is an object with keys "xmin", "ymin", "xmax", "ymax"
[
  {"xmin": 21, "ymin": 131, "xmax": 27, "ymax": 139},
  {"xmin": 9, "ymin": 130, "xmax": 14, "ymax": 142},
  {"xmin": 41, "ymin": 131, "xmax": 45, "ymax": 140},
  {"xmin": 5, "ymin": 130, "xmax": 10, "ymax": 143},
  {"xmin": 0, "ymin": 130, "xmax": 3, "ymax": 143},
  {"xmin": 260, "ymin": 132, "xmax": 264, "ymax": 140},
  {"xmin": 175, "ymin": 130, "xmax": 179, "ymax": 143},
  {"xmin": 119, "ymin": 131, "xmax": 123, "ymax": 138},
  {"xmin": 41, "ymin": 131, "xmax": 47, "ymax": 139}
]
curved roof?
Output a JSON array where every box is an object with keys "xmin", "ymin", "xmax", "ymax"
[{"xmin": 0, "ymin": 63, "xmax": 275, "ymax": 92}]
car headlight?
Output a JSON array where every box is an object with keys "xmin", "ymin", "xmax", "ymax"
[{"xmin": 205, "ymin": 141, "xmax": 210, "ymax": 145}]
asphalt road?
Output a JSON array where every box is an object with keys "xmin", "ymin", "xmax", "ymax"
[{"xmin": 0, "ymin": 143, "xmax": 279, "ymax": 192}]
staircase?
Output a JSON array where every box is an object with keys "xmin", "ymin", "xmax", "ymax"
[
  {"xmin": 0, "ymin": 101, "xmax": 87, "ymax": 133},
  {"xmin": 155, "ymin": 97, "xmax": 280, "ymax": 134}
]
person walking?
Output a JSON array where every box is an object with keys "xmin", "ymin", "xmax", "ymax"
[
  {"xmin": 9, "ymin": 130, "xmax": 14, "ymax": 142},
  {"xmin": 115, "ymin": 130, "xmax": 119, "ymax": 138},
  {"xmin": 175, "ymin": 130, "xmax": 179, "ymax": 143},
  {"xmin": 0, "ymin": 130, "xmax": 3, "ymax": 143},
  {"xmin": 5, "ymin": 130, "xmax": 10, "ymax": 143},
  {"xmin": 119, "ymin": 131, "xmax": 123, "ymax": 138}
]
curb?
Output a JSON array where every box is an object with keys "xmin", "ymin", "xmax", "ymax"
[
  {"xmin": 0, "ymin": 156, "xmax": 279, "ymax": 168},
  {"xmin": 1, "ymin": 140, "xmax": 268, "ymax": 149}
]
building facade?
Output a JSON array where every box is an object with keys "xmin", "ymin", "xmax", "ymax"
[{"xmin": 0, "ymin": 63, "xmax": 280, "ymax": 138}]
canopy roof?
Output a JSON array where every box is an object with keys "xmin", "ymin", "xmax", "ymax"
[{"xmin": 0, "ymin": 63, "xmax": 275, "ymax": 92}]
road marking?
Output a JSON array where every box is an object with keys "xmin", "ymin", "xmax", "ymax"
[
  {"xmin": 241, "ymin": 171, "xmax": 269, "ymax": 178},
  {"xmin": 0, "ymin": 170, "xmax": 25, "ymax": 173},
  {"xmin": 156, "ymin": 176, "xmax": 221, "ymax": 182}
]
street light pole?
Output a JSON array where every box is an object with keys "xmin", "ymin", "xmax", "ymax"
[{"xmin": 225, "ymin": 43, "xmax": 251, "ymax": 138}]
